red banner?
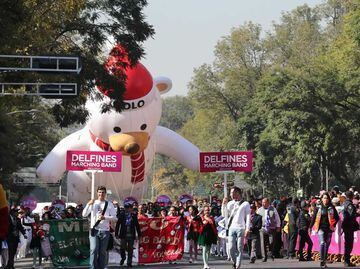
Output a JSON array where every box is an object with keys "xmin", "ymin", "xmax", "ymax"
[
  {"xmin": 138, "ymin": 216, "xmax": 184, "ymax": 263},
  {"xmin": 199, "ymin": 151, "xmax": 253, "ymax": 172}
]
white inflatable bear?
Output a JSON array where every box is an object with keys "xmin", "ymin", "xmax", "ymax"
[{"xmin": 37, "ymin": 46, "xmax": 200, "ymax": 203}]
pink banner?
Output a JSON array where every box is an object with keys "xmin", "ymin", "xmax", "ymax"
[
  {"xmin": 299, "ymin": 216, "xmax": 360, "ymax": 255},
  {"xmin": 199, "ymin": 151, "xmax": 253, "ymax": 172},
  {"xmin": 66, "ymin": 150, "xmax": 122, "ymax": 172}
]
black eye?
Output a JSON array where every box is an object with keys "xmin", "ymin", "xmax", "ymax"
[
  {"xmin": 113, "ymin": 126, "xmax": 121, "ymax": 133},
  {"xmin": 140, "ymin": 124, "xmax": 147, "ymax": 130}
]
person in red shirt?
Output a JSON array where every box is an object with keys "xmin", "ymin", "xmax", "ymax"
[{"xmin": 198, "ymin": 206, "xmax": 218, "ymax": 269}]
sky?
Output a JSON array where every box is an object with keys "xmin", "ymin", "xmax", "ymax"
[{"xmin": 141, "ymin": 0, "xmax": 324, "ymax": 97}]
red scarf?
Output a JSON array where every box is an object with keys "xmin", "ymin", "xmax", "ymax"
[{"xmin": 89, "ymin": 130, "xmax": 145, "ymax": 183}]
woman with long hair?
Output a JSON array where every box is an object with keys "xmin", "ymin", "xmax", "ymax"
[
  {"xmin": 198, "ymin": 205, "xmax": 217, "ymax": 269},
  {"xmin": 186, "ymin": 205, "xmax": 201, "ymax": 263},
  {"xmin": 311, "ymin": 192, "xmax": 339, "ymax": 268}
]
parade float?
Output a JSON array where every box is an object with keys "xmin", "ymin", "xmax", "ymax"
[{"xmin": 37, "ymin": 45, "xmax": 200, "ymax": 203}]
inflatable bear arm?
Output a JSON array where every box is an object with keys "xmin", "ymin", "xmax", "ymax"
[
  {"xmin": 154, "ymin": 126, "xmax": 200, "ymax": 170},
  {"xmin": 37, "ymin": 129, "xmax": 90, "ymax": 182}
]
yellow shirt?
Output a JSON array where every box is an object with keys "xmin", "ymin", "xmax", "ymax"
[{"xmin": 283, "ymin": 213, "xmax": 289, "ymax": 234}]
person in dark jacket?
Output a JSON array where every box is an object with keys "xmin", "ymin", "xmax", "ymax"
[
  {"xmin": 248, "ymin": 203, "xmax": 262, "ymax": 263},
  {"xmin": 286, "ymin": 197, "xmax": 300, "ymax": 259},
  {"xmin": 297, "ymin": 201, "xmax": 313, "ymax": 262},
  {"xmin": 115, "ymin": 203, "xmax": 141, "ymax": 267},
  {"xmin": 342, "ymin": 191, "xmax": 360, "ymax": 267},
  {"xmin": 273, "ymin": 196, "xmax": 287, "ymax": 258},
  {"xmin": 5, "ymin": 208, "xmax": 27, "ymax": 269}
]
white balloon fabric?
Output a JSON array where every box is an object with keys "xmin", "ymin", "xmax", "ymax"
[{"xmin": 37, "ymin": 53, "xmax": 200, "ymax": 203}]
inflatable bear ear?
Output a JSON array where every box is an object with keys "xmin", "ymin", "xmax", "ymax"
[{"xmin": 154, "ymin": 76, "xmax": 172, "ymax": 95}]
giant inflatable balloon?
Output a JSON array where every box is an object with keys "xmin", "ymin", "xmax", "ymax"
[
  {"xmin": 0, "ymin": 184, "xmax": 9, "ymax": 240},
  {"xmin": 37, "ymin": 45, "xmax": 200, "ymax": 203}
]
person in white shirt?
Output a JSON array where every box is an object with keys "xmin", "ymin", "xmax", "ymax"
[
  {"xmin": 17, "ymin": 209, "xmax": 34, "ymax": 259},
  {"xmin": 82, "ymin": 186, "xmax": 117, "ymax": 269},
  {"xmin": 222, "ymin": 187, "xmax": 250, "ymax": 269},
  {"xmin": 256, "ymin": 198, "xmax": 281, "ymax": 262}
]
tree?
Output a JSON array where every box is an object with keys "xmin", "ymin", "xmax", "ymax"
[
  {"xmin": 159, "ymin": 95, "xmax": 194, "ymax": 131},
  {"xmin": 0, "ymin": 0, "xmax": 155, "ymax": 127},
  {"xmin": 0, "ymin": 0, "xmax": 155, "ymax": 199},
  {"xmin": 0, "ymin": 96, "xmax": 63, "ymax": 200},
  {"xmin": 189, "ymin": 22, "xmax": 267, "ymax": 122},
  {"xmin": 186, "ymin": 1, "xmax": 360, "ymax": 196},
  {"xmin": 264, "ymin": 4, "xmax": 324, "ymax": 68}
]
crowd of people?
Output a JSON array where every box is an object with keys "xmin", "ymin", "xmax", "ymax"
[
  {"xmin": 0, "ymin": 204, "xmax": 84, "ymax": 269},
  {"xmin": 0, "ymin": 184, "xmax": 359, "ymax": 269}
]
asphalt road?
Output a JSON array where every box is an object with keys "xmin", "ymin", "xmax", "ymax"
[{"xmin": 15, "ymin": 256, "xmax": 359, "ymax": 269}]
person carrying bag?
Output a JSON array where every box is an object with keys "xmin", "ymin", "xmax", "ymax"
[
  {"xmin": 91, "ymin": 201, "xmax": 108, "ymax": 236},
  {"xmin": 82, "ymin": 186, "xmax": 117, "ymax": 269}
]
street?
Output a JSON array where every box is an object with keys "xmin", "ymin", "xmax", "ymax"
[{"xmin": 15, "ymin": 255, "xmax": 358, "ymax": 268}]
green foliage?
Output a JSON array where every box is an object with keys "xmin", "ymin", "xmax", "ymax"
[
  {"xmin": 0, "ymin": 96, "xmax": 63, "ymax": 200},
  {"xmin": 189, "ymin": 22, "xmax": 266, "ymax": 122},
  {"xmin": 0, "ymin": 0, "xmax": 154, "ymax": 127},
  {"xmin": 159, "ymin": 96, "xmax": 194, "ymax": 131},
  {"xmin": 0, "ymin": 0, "xmax": 155, "ymax": 199},
  {"xmin": 181, "ymin": 109, "xmax": 238, "ymax": 152},
  {"xmin": 153, "ymin": 0, "xmax": 360, "ymax": 197}
]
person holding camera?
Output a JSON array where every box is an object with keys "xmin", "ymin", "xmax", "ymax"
[{"xmin": 82, "ymin": 186, "xmax": 117, "ymax": 269}]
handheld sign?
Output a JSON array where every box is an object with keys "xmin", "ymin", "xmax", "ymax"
[
  {"xmin": 179, "ymin": 194, "xmax": 193, "ymax": 204},
  {"xmin": 51, "ymin": 199, "xmax": 66, "ymax": 212},
  {"xmin": 20, "ymin": 196, "xmax": 37, "ymax": 212},
  {"xmin": 124, "ymin": 196, "xmax": 138, "ymax": 206},
  {"xmin": 66, "ymin": 150, "xmax": 122, "ymax": 172},
  {"xmin": 199, "ymin": 151, "xmax": 253, "ymax": 173},
  {"xmin": 156, "ymin": 195, "xmax": 172, "ymax": 206}
]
